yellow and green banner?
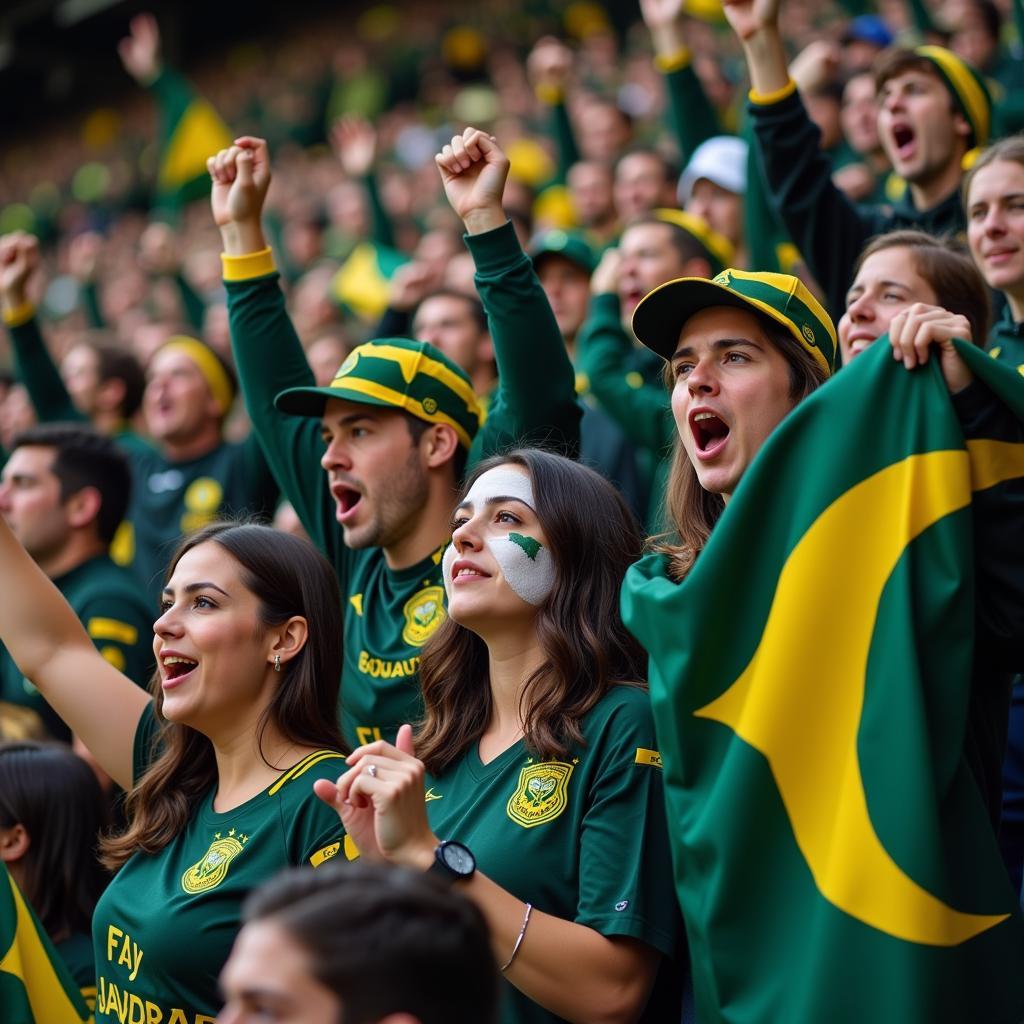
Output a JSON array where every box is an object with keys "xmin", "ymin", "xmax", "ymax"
[
  {"xmin": 150, "ymin": 69, "xmax": 233, "ymax": 208},
  {"xmin": 624, "ymin": 339, "xmax": 1024, "ymax": 1021},
  {"xmin": 0, "ymin": 865, "xmax": 89, "ymax": 1023}
]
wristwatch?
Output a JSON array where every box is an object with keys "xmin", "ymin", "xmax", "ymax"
[{"xmin": 428, "ymin": 840, "xmax": 476, "ymax": 885}]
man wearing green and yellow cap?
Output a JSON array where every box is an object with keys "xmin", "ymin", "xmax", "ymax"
[
  {"xmin": 723, "ymin": 0, "xmax": 993, "ymax": 320},
  {"xmin": 211, "ymin": 129, "xmax": 580, "ymax": 746}
]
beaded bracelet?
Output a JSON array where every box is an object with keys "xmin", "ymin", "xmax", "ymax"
[{"xmin": 501, "ymin": 902, "xmax": 533, "ymax": 972}]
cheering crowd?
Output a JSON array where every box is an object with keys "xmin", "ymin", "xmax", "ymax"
[{"xmin": 1, "ymin": 0, "xmax": 1023, "ymax": 1022}]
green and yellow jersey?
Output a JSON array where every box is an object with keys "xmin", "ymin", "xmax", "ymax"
[
  {"xmin": 91, "ymin": 704, "xmax": 350, "ymax": 1024},
  {"xmin": 426, "ymin": 685, "xmax": 681, "ymax": 1024}
]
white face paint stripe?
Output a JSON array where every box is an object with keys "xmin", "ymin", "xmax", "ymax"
[
  {"xmin": 460, "ymin": 466, "xmax": 537, "ymax": 514},
  {"xmin": 443, "ymin": 465, "xmax": 554, "ymax": 607}
]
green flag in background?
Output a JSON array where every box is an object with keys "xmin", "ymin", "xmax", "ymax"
[
  {"xmin": 623, "ymin": 338, "xmax": 1024, "ymax": 1023},
  {"xmin": 0, "ymin": 865, "xmax": 89, "ymax": 1024},
  {"xmin": 149, "ymin": 68, "xmax": 233, "ymax": 209}
]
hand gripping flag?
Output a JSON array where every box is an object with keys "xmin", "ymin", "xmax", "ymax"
[
  {"xmin": 623, "ymin": 338, "xmax": 1024, "ymax": 1023},
  {"xmin": 0, "ymin": 864, "xmax": 89, "ymax": 1024}
]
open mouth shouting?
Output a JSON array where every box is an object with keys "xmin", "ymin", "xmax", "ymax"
[
  {"xmin": 161, "ymin": 652, "xmax": 198, "ymax": 688},
  {"xmin": 890, "ymin": 123, "xmax": 916, "ymax": 164},
  {"xmin": 689, "ymin": 408, "xmax": 730, "ymax": 460},
  {"xmin": 330, "ymin": 480, "xmax": 365, "ymax": 524}
]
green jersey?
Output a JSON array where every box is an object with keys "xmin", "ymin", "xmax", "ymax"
[
  {"xmin": 121, "ymin": 439, "xmax": 279, "ymax": 605},
  {"xmin": 0, "ymin": 554, "xmax": 152, "ymax": 742},
  {"xmin": 225, "ymin": 222, "xmax": 580, "ymax": 746},
  {"xmin": 92, "ymin": 705, "xmax": 350, "ymax": 1024},
  {"xmin": 426, "ymin": 685, "xmax": 681, "ymax": 1024},
  {"xmin": 986, "ymin": 305, "xmax": 1024, "ymax": 376}
]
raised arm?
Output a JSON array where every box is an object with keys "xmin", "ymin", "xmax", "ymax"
[
  {"xmin": 0, "ymin": 232, "xmax": 83, "ymax": 423},
  {"xmin": 724, "ymin": 0, "xmax": 873, "ymax": 315},
  {"xmin": 0, "ymin": 516, "xmax": 149, "ymax": 788},
  {"xmin": 330, "ymin": 115, "xmax": 395, "ymax": 249},
  {"xmin": 641, "ymin": 0, "xmax": 723, "ymax": 162},
  {"xmin": 435, "ymin": 128, "xmax": 581, "ymax": 462},
  {"xmin": 211, "ymin": 138, "xmax": 345, "ymax": 570},
  {"xmin": 577, "ymin": 249, "xmax": 676, "ymax": 454},
  {"xmin": 526, "ymin": 37, "xmax": 581, "ymax": 183}
]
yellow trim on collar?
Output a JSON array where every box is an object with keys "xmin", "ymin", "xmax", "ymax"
[
  {"xmin": 749, "ymin": 78, "xmax": 798, "ymax": 106},
  {"xmin": 221, "ymin": 247, "xmax": 277, "ymax": 282}
]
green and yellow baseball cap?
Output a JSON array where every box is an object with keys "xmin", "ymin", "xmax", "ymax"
[
  {"xmin": 915, "ymin": 46, "xmax": 992, "ymax": 150},
  {"xmin": 631, "ymin": 267, "xmax": 836, "ymax": 375},
  {"xmin": 275, "ymin": 338, "xmax": 485, "ymax": 450}
]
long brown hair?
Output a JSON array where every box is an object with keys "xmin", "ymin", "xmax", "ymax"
[
  {"xmin": 415, "ymin": 450, "xmax": 646, "ymax": 776},
  {"xmin": 655, "ymin": 317, "xmax": 828, "ymax": 582},
  {"xmin": 101, "ymin": 522, "xmax": 344, "ymax": 870}
]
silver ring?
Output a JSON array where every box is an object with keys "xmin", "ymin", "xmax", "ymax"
[{"xmin": 366, "ymin": 763, "xmax": 378, "ymax": 778}]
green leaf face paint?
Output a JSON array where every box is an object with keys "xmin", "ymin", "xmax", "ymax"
[
  {"xmin": 442, "ymin": 466, "xmax": 556, "ymax": 607},
  {"xmin": 508, "ymin": 532, "xmax": 542, "ymax": 561},
  {"xmin": 490, "ymin": 532, "xmax": 554, "ymax": 605}
]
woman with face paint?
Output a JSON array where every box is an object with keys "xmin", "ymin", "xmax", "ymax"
[{"xmin": 314, "ymin": 449, "xmax": 682, "ymax": 1024}]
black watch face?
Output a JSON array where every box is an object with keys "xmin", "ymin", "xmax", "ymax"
[{"xmin": 441, "ymin": 842, "xmax": 474, "ymax": 874}]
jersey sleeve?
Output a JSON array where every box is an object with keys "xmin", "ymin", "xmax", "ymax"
[
  {"xmin": 658, "ymin": 52, "xmax": 722, "ymax": 165},
  {"xmin": 748, "ymin": 84, "xmax": 879, "ymax": 319},
  {"xmin": 78, "ymin": 593, "xmax": 154, "ymax": 688},
  {"xmin": 5, "ymin": 309, "xmax": 84, "ymax": 423},
  {"xmin": 224, "ymin": 253, "xmax": 348, "ymax": 578},
  {"xmin": 574, "ymin": 689, "xmax": 680, "ymax": 957},
  {"xmin": 577, "ymin": 294, "xmax": 676, "ymax": 454},
  {"xmin": 465, "ymin": 221, "xmax": 582, "ymax": 466},
  {"xmin": 282, "ymin": 753, "xmax": 352, "ymax": 869}
]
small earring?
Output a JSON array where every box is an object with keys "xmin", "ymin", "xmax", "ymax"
[{"xmin": 274, "ymin": 654, "xmax": 282, "ymax": 673}]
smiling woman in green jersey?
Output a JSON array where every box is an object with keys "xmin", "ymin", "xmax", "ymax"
[
  {"xmin": 315, "ymin": 449, "xmax": 681, "ymax": 1024},
  {"xmin": 0, "ymin": 518, "xmax": 350, "ymax": 1023}
]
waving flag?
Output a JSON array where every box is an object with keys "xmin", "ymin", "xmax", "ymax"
[{"xmin": 623, "ymin": 339, "xmax": 1024, "ymax": 1022}]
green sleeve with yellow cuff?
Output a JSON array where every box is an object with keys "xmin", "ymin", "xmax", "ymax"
[
  {"xmin": 5, "ymin": 308, "xmax": 84, "ymax": 423},
  {"xmin": 659, "ymin": 50, "xmax": 723, "ymax": 165},
  {"xmin": 465, "ymin": 221, "xmax": 581, "ymax": 462}
]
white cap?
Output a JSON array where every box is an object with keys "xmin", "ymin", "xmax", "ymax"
[{"xmin": 677, "ymin": 135, "xmax": 749, "ymax": 204}]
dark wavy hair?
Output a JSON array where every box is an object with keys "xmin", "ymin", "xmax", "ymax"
[
  {"xmin": 101, "ymin": 522, "xmax": 345, "ymax": 870},
  {"xmin": 415, "ymin": 449, "xmax": 646, "ymax": 775},
  {"xmin": 0, "ymin": 740, "xmax": 109, "ymax": 940}
]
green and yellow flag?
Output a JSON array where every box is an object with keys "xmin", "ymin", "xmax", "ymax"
[
  {"xmin": 0, "ymin": 864, "xmax": 89, "ymax": 1023},
  {"xmin": 623, "ymin": 339, "xmax": 1024, "ymax": 1021},
  {"xmin": 149, "ymin": 68, "xmax": 233, "ymax": 208}
]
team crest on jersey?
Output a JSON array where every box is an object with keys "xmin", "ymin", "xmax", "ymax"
[
  {"xmin": 506, "ymin": 761, "xmax": 574, "ymax": 828},
  {"xmin": 181, "ymin": 830, "xmax": 249, "ymax": 894},
  {"xmin": 181, "ymin": 477, "xmax": 224, "ymax": 533},
  {"xmin": 401, "ymin": 585, "xmax": 446, "ymax": 647}
]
